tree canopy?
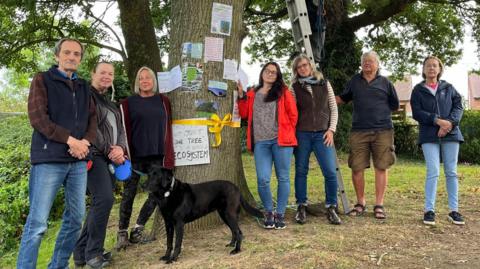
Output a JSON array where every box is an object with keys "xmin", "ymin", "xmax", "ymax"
[{"xmin": 0, "ymin": 0, "xmax": 479, "ymax": 81}]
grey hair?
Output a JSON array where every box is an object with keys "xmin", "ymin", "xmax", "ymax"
[
  {"xmin": 361, "ymin": 51, "xmax": 380, "ymax": 66},
  {"xmin": 54, "ymin": 38, "xmax": 84, "ymax": 59},
  {"xmin": 291, "ymin": 54, "xmax": 324, "ymax": 84},
  {"xmin": 134, "ymin": 66, "xmax": 158, "ymax": 94}
]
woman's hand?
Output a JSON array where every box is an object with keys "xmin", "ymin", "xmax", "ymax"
[
  {"xmin": 108, "ymin": 145, "xmax": 125, "ymax": 165},
  {"xmin": 435, "ymin": 118, "xmax": 452, "ymax": 137},
  {"xmin": 323, "ymin": 130, "xmax": 334, "ymax": 146},
  {"xmin": 237, "ymin": 81, "xmax": 244, "ymax": 98}
]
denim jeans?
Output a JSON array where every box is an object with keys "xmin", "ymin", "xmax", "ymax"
[
  {"xmin": 294, "ymin": 131, "xmax": 338, "ymax": 207},
  {"xmin": 253, "ymin": 139, "xmax": 293, "ymax": 215},
  {"xmin": 421, "ymin": 142, "xmax": 460, "ymax": 212},
  {"xmin": 17, "ymin": 162, "xmax": 87, "ymax": 269}
]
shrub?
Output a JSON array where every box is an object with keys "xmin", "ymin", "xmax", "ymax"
[
  {"xmin": 0, "ymin": 115, "xmax": 65, "ymax": 255},
  {"xmin": 459, "ymin": 110, "xmax": 480, "ymax": 164},
  {"xmin": 393, "ymin": 120, "xmax": 422, "ymax": 159}
]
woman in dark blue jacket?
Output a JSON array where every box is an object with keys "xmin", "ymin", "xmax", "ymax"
[{"xmin": 410, "ymin": 56, "xmax": 465, "ymax": 226}]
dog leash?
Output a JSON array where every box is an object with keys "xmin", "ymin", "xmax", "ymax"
[{"xmin": 132, "ymin": 168, "xmax": 148, "ymax": 177}]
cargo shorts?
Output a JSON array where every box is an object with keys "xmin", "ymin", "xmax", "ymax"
[{"xmin": 348, "ymin": 129, "xmax": 396, "ymax": 171}]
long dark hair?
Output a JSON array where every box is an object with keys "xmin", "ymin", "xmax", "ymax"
[{"xmin": 255, "ymin": 62, "xmax": 285, "ymax": 102}]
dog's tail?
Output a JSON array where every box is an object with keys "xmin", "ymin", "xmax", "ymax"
[{"xmin": 240, "ymin": 195, "xmax": 263, "ymax": 218}]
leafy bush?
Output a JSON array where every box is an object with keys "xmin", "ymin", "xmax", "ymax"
[
  {"xmin": 0, "ymin": 115, "xmax": 65, "ymax": 255},
  {"xmin": 459, "ymin": 110, "xmax": 480, "ymax": 164},
  {"xmin": 393, "ymin": 120, "xmax": 422, "ymax": 159},
  {"xmin": 0, "ymin": 115, "xmax": 31, "ymax": 255}
]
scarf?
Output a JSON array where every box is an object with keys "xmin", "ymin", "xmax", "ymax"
[{"xmin": 298, "ymin": 76, "xmax": 321, "ymax": 85}]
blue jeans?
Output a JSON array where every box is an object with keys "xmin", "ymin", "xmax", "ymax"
[
  {"xmin": 294, "ymin": 131, "xmax": 338, "ymax": 207},
  {"xmin": 421, "ymin": 142, "xmax": 460, "ymax": 212},
  {"xmin": 17, "ymin": 162, "xmax": 87, "ymax": 269},
  {"xmin": 254, "ymin": 139, "xmax": 293, "ymax": 215}
]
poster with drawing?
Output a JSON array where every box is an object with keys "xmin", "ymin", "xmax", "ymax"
[
  {"xmin": 211, "ymin": 3, "xmax": 232, "ymax": 36},
  {"xmin": 181, "ymin": 42, "xmax": 204, "ymax": 91}
]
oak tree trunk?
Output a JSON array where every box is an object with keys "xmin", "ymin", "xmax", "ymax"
[
  {"xmin": 152, "ymin": 0, "xmax": 251, "ymax": 238},
  {"xmin": 117, "ymin": 0, "xmax": 163, "ymax": 82}
]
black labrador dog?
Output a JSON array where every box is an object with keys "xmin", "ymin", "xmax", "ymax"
[{"xmin": 147, "ymin": 166, "xmax": 263, "ymax": 263}]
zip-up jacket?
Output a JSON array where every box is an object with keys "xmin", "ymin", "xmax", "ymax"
[
  {"xmin": 90, "ymin": 87, "xmax": 127, "ymax": 156},
  {"xmin": 410, "ymin": 80, "xmax": 464, "ymax": 145},
  {"xmin": 238, "ymin": 85, "xmax": 298, "ymax": 152},
  {"xmin": 120, "ymin": 94, "xmax": 175, "ymax": 169},
  {"xmin": 292, "ymin": 80, "xmax": 336, "ymax": 132},
  {"xmin": 28, "ymin": 65, "xmax": 96, "ymax": 164}
]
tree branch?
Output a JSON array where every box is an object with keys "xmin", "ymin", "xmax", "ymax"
[
  {"xmin": 245, "ymin": 6, "xmax": 288, "ymax": 23},
  {"xmin": 345, "ymin": 0, "xmax": 417, "ymax": 31},
  {"xmin": 80, "ymin": 1, "xmax": 128, "ymax": 61}
]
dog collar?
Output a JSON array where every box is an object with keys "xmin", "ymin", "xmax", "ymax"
[{"xmin": 164, "ymin": 176, "xmax": 175, "ymax": 198}]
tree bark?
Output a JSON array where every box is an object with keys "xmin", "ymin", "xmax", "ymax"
[
  {"xmin": 152, "ymin": 0, "xmax": 251, "ymax": 237},
  {"xmin": 117, "ymin": 0, "xmax": 163, "ymax": 83}
]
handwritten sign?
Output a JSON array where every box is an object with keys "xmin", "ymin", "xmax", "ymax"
[{"xmin": 173, "ymin": 122, "xmax": 210, "ymax": 166}]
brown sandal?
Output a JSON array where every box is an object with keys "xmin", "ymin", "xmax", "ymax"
[
  {"xmin": 374, "ymin": 205, "xmax": 386, "ymax": 219},
  {"xmin": 348, "ymin": 203, "xmax": 366, "ymax": 216}
]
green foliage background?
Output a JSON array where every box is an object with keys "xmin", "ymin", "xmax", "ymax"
[{"xmin": 0, "ymin": 115, "xmax": 66, "ymax": 256}]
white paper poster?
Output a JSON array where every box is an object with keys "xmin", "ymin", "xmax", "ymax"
[
  {"xmin": 157, "ymin": 65, "xmax": 182, "ymax": 93},
  {"xmin": 204, "ymin": 37, "xmax": 224, "ymax": 62},
  {"xmin": 232, "ymin": 91, "xmax": 241, "ymax": 126},
  {"xmin": 211, "ymin": 3, "xmax": 233, "ymax": 36},
  {"xmin": 237, "ymin": 66, "xmax": 249, "ymax": 89},
  {"xmin": 223, "ymin": 59, "xmax": 238, "ymax": 81},
  {"xmin": 172, "ymin": 122, "xmax": 210, "ymax": 166}
]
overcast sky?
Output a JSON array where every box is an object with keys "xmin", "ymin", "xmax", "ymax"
[{"xmin": 3, "ymin": 2, "xmax": 477, "ymax": 100}]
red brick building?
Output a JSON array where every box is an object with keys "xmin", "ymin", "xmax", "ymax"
[{"xmin": 468, "ymin": 73, "xmax": 480, "ymax": 110}]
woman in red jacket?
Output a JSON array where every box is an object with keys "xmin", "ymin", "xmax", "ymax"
[{"xmin": 237, "ymin": 62, "xmax": 298, "ymax": 229}]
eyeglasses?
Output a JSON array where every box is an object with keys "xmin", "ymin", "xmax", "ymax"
[
  {"xmin": 296, "ymin": 63, "xmax": 310, "ymax": 70},
  {"xmin": 263, "ymin": 69, "xmax": 277, "ymax": 76}
]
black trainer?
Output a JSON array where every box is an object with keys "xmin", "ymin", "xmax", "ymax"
[
  {"xmin": 448, "ymin": 211, "xmax": 465, "ymax": 225},
  {"xmin": 274, "ymin": 213, "xmax": 286, "ymax": 229},
  {"xmin": 326, "ymin": 205, "xmax": 342, "ymax": 225},
  {"xmin": 85, "ymin": 255, "xmax": 109, "ymax": 269},
  {"xmin": 263, "ymin": 211, "xmax": 275, "ymax": 229},
  {"xmin": 75, "ymin": 252, "xmax": 112, "ymax": 269},
  {"xmin": 295, "ymin": 204, "xmax": 307, "ymax": 224},
  {"xmin": 423, "ymin": 211, "xmax": 436, "ymax": 226}
]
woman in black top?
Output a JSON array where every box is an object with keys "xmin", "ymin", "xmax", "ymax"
[
  {"xmin": 116, "ymin": 66, "xmax": 175, "ymax": 249},
  {"xmin": 73, "ymin": 62, "xmax": 126, "ymax": 268}
]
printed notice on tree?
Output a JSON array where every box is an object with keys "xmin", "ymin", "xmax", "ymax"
[
  {"xmin": 223, "ymin": 59, "xmax": 238, "ymax": 81},
  {"xmin": 211, "ymin": 3, "xmax": 233, "ymax": 36},
  {"xmin": 157, "ymin": 65, "xmax": 182, "ymax": 93},
  {"xmin": 204, "ymin": 37, "xmax": 224, "ymax": 62}
]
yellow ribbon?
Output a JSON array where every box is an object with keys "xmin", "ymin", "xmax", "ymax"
[{"xmin": 173, "ymin": 113, "xmax": 240, "ymax": 147}]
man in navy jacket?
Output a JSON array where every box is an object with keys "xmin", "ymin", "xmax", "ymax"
[{"xmin": 17, "ymin": 38, "xmax": 96, "ymax": 269}]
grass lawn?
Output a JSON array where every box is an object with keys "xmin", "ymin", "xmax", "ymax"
[{"xmin": 2, "ymin": 153, "xmax": 480, "ymax": 268}]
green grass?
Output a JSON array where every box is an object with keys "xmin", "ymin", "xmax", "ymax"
[{"xmin": 1, "ymin": 153, "xmax": 479, "ymax": 268}]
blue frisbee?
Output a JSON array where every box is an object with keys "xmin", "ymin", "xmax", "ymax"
[{"xmin": 114, "ymin": 159, "xmax": 132, "ymax": 181}]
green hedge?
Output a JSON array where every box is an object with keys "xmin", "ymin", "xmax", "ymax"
[
  {"xmin": 0, "ymin": 115, "xmax": 31, "ymax": 255},
  {"xmin": 393, "ymin": 120, "xmax": 422, "ymax": 159},
  {"xmin": 459, "ymin": 110, "xmax": 480, "ymax": 164},
  {"xmin": 0, "ymin": 115, "xmax": 65, "ymax": 255}
]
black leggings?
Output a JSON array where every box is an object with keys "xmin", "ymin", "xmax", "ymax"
[
  {"xmin": 74, "ymin": 155, "xmax": 115, "ymax": 261},
  {"xmin": 118, "ymin": 157, "xmax": 163, "ymax": 230}
]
